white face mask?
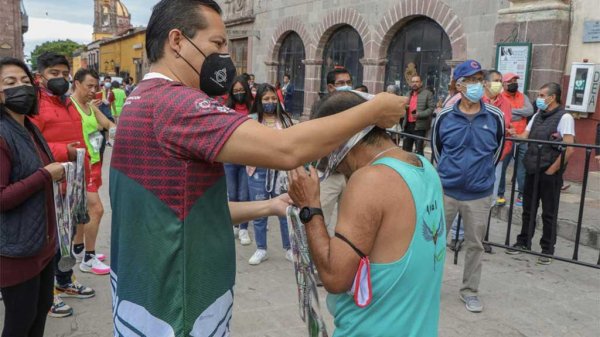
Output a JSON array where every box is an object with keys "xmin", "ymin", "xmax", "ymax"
[{"xmin": 335, "ymin": 85, "xmax": 352, "ymax": 92}]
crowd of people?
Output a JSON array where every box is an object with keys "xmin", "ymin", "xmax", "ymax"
[{"xmin": 1, "ymin": 0, "xmax": 597, "ymax": 336}]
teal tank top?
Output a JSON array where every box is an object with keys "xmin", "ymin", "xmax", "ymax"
[{"xmin": 327, "ymin": 155, "xmax": 446, "ymax": 337}]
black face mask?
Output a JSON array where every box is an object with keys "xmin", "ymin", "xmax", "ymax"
[
  {"xmin": 178, "ymin": 34, "xmax": 236, "ymax": 96},
  {"xmin": 233, "ymin": 92, "xmax": 245, "ymax": 103},
  {"xmin": 46, "ymin": 77, "xmax": 70, "ymax": 96},
  {"xmin": 2, "ymin": 85, "xmax": 37, "ymax": 115},
  {"xmin": 507, "ymin": 82, "xmax": 519, "ymax": 93}
]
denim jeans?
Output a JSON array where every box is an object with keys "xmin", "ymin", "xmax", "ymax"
[
  {"xmin": 498, "ymin": 143, "xmax": 527, "ymax": 197},
  {"xmin": 224, "ymin": 163, "xmax": 249, "ymax": 230},
  {"xmin": 247, "ymin": 168, "xmax": 290, "ymax": 250}
]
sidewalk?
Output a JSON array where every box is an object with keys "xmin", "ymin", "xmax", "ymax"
[{"xmin": 492, "ymin": 167, "xmax": 600, "ymax": 250}]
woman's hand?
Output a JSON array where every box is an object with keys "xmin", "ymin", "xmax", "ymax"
[
  {"xmin": 287, "ymin": 166, "xmax": 321, "ymax": 208},
  {"xmin": 44, "ymin": 162, "xmax": 65, "ymax": 181}
]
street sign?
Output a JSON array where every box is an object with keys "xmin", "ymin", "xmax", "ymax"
[{"xmin": 583, "ymin": 20, "xmax": 600, "ymax": 43}]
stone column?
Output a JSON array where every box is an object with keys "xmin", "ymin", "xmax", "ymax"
[
  {"xmin": 360, "ymin": 58, "xmax": 388, "ymax": 94},
  {"xmin": 302, "ymin": 58, "xmax": 323, "ymax": 119},
  {"xmin": 264, "ymin": 60, "xmax": 278, "ymax": 86},
  {"xmin": 495, "ymin": 0, "xmax": 570, "ymax": 97}
]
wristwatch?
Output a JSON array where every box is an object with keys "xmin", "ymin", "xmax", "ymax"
[{"xmin": 299, "ymin": 207, "xmax": 324, "ymax": 224}]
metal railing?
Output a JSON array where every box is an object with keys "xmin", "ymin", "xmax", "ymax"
[{"xmin": 387, "ymin": 129, "xmax": 600, "ymax": 269}]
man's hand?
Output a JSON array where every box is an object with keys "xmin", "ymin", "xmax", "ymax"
[
  {"xmin": 288, "ymin": 166, "xmax": 321, "ymax": 208},
  {"xmin": 66, "ymin": 142, "xmax": 80, "ymax": 161},
  {"xmin": 370, "ymin": 93, "xmax": 408, "ymax": 128},
  {"xmin": 91, "ymin": 99, "xmax": 102, "ymax": 107},
  {"xmin": 44, "ymin": 162, "xmax": 65, "ymax": 181},
  {"xmin": 269, "ymin": 193, "xmax": 293, "ymax": 217}
]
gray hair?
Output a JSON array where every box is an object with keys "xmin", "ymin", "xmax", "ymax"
[{"xmin": 386, "ymin": 84, "xmax": 397, "ymax": 94}]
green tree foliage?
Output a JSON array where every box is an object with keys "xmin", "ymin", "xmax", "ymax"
[{"xmin": 30, "ymin": 39, "xmax": 84, "ymax": 70}]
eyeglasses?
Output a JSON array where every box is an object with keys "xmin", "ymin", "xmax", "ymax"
[{"xmin": 334, "ymin": 80, "xmax": 353, "ymax": 86}]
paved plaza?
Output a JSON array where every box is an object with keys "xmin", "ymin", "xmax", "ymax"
[{"xmin": 2, "ymin": 150, "xmax": 599, "ymax": 337}]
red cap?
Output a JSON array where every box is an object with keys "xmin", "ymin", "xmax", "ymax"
[{"xmin": 502, "ymin": 72, "xmax": 520, "ymax": 82}]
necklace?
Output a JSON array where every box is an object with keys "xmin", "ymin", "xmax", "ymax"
[{"xmin": 369, "ymin": 146, "xmax": 398, "ymax": 164}]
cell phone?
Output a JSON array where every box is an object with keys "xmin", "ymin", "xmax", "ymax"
[{"xmin": 94, "ymin": 92, "xmax": 102, "ymax": 101}]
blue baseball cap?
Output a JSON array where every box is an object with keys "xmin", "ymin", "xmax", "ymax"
[{"xmin": 453, "ymin": 59, "xmax": 483, "ymax": 80}]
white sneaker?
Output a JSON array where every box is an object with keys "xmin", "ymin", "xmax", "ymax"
[
  {"xmin": 285, "ymin": 249, "xmax": 294, "ymax": 262},
  {"xmin": 73, "ymin": 248, "xmax": 105, "ymax": 263},
  {"xmin": 79, "ymin": 255, "xmax": 110, "ymax": 275},
  {"xmin": 233, "ymin": 227, "xmax": 240, "ymax": 238},
  {"xmin": 239, "ymin": 229, "xmax": 251, "ymax": 246},
  {"xmin": 249, "ymin": 249, "xmax": 268, "ymax": 265}
]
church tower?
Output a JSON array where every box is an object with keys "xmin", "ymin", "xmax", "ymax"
[{"xmin": 93, "ymin": 0, "xmax": 132, "ymax": 41}]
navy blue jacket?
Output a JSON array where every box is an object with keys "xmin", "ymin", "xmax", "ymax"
[{"xmin": 432, "ymin": 99, "xmax": 505, "ymax": 201}]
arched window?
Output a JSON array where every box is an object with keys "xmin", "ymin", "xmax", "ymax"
[
  {"xmin": 321, "ymin": 26, "xmax": 364, "ymax": 93},
  {"xmin": 277, "ymin": 32, "xmax": 305, "ymax": 116},
  {"xmin": 385, "ymin": 17, "xmax": 452, "ymax": 100}
]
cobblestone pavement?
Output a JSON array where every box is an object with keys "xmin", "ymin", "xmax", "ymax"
[{"xmin": 2, "ymin": 150, "xmax": 598, "ymax": 337}]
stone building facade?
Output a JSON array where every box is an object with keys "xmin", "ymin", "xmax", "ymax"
[
  {"xmin": 219, "ymin": 0, "xmax": 600, "ymax": 177},
  {"xmin": 0, "ymin": 0, "xmax": 28, "ymax": 59}
]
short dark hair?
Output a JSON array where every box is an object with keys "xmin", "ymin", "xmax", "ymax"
[
  {"xmin": 37, "ymin": 52, "xmax": 69, "ymax": 73},
  {"xmin": 146, "ymin": 0, "xmax": 222, "ymax": 63},
  {"xmin": 284, "ymin": 74, "xmax": 291, "ymax": 79},
  {"xmin": 104, "ymin": 75, "xmax": 112, "ymax": 81},
  {"xmin": 326, "ymin": 68, "xmax": 352, "ymax": 85},
  {"xmin": 541, "ymin": 82, "xmax": 562, "ymax": 104},
  {"xmin": 0, "ymin": 57, "xmax": 39, "ymax": 116},
  {"xmin": 485, "ymin": 70, "xmax": 502, "ymax": 81},
  {"xmin": 73, "ymin": 68, "xmax": 99, "ymax": 84},
  {"xmin": 311, "ymin": 91, "xmax": 389, "ymax": 145},
  {"xmin": 112, "ymin": 81, "xmax": 121, "ymax": 89}
]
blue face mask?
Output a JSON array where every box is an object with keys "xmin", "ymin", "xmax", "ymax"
[
  {"xmin": 464, "ymin": 82, "xmax": 484, "ymax": 102},
  {"xmin": 536, "ymin": 97, "xmax": 548, "ymax": 110},
  {"xmin": 263, "ymin": 102, "xmax": 277, "ymax": 113},
  {"xmin": 336, "ymin": 85, "xmax": 352, "ymax": 92}
]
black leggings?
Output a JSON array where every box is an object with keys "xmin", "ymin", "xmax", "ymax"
[{"xmin": 0, "ymin": 261, "xmax": 54, "ymax": 337}]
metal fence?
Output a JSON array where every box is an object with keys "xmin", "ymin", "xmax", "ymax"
[{"xmin": 387, "ymin": 129, "xmax": 600, "ymax": 269}]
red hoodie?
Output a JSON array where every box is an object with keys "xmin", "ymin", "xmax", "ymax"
[
  {"xmin": 30, "ymin": 89, "xmax": 91, "ymax": 179},
  {"xmin": 233, "ymin": 102, "xmax": 250, "ymax": 115}
]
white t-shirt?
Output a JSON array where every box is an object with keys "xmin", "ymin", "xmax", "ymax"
[{"xmin": 526, "ymin": 112, "xmax": 575, "ymax": 137}]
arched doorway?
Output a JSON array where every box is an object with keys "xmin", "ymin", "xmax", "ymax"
[
  {"xmin": 277, "ymin": 32, "xmax": 305, "ymax": 116},
  {"xmin": 385, "ymin": 17, "xmax": 452, "ymax": 101},
  {"xmin": 320, "ymin": 25, "xmax": 364, "ymax": 93}
]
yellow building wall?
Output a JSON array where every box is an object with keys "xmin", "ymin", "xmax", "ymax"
[
  {"xmin": 72, "ymin": 55, "xmax": 82, "ymax": 77},
  {"xmin": 99, "ymin": 31, "xmax": 145, "ymax": 81}
]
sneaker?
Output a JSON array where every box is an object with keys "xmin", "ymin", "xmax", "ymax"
[
  {"xmin": 249, "ymin": 249, "xmax": 268, "ymax": 265},
  {"xmin": 483, "ymin": 243, "xmax": 493, "ymax": 253},
  {"xmin": 73, "ymin": 249, "xmax": 105, "ymax": 263},
  {"xmin": 515, "ymin": 195, "xmax": 523, "ymax": 207},
  {"xmin": 233, "ymin": 226, "xmax": 240, "ymax": 238},
  {"xmin": 55, "ymin": 279, "xmax": 95, "ymax": 299},
  {"xmin": 79, "ymin": 255, "xmax": 110, "ymax": 275},
  {"xmin": 505, "ymin": 243, "xmax": 527, "ymax": 255},
  {"xmin": 537, "ymin": 256, "xmax": 553, "ymax": 265},
  {"xmin": 460, "ymin": 294, "xmax": 483, "ymax": 313},
  {"xmin": 496, "ymin": 196, "xmax": 506, "ymax": 206},
  {"xmin": 285, "ymin": 249, "xmax": 294, "ymax": 262},
  {"xmin": 48, "ymin": 294, "xmax": 73, "ymax": 318},
  {"xmin": 239, "ymin": 229, "xmax": 252, "ymax": 246}
]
